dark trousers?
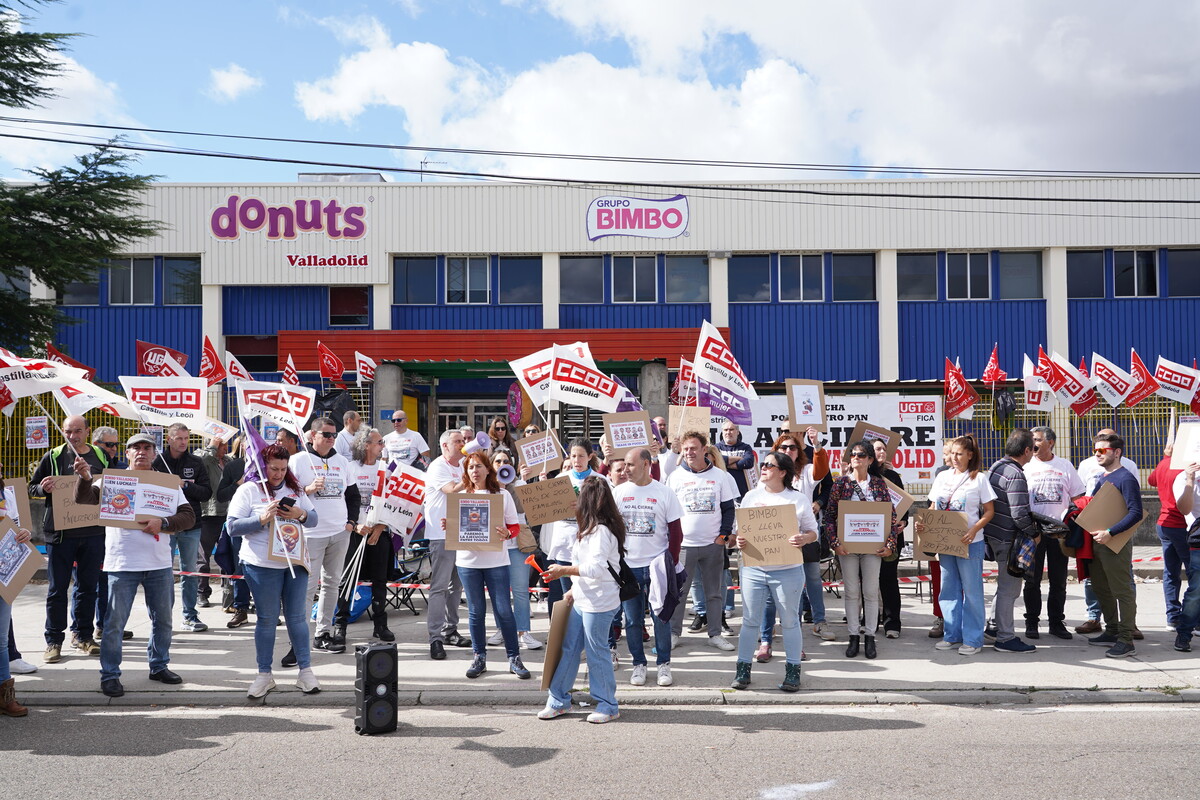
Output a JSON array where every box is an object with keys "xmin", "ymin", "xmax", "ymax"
[
  {"xmin": 1023, "ymin": 536, "xmax": 1069, "ymax": 625},
  {"xmin": 45, "ymin": 535, "xmax": 105, "ymax": 646},
  {"xmin": 8, "ymin": 619, "xmax": 20, "ymax": 661},
  {"xmin": 879, "ymin": 556, "xmax": 901, "ymax": 632},
  {"xmin": 198, "ymin": 516, "xmax": 225, "ymax": 599},
  {"xmin": 333, "ymin": 531, "xmax": 395, "ymax": 627}
]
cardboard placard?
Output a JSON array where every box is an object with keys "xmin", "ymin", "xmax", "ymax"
[
  {"xmin": 602, "ymin": 410, "xmax": 654, "ymax": 460},
  {"xmin": 668, "ymin": 405, "xmax": 711, "ymax": 443},
  {"xmin": 540, "ymin": 596, "xmax": 573, "ymax": 691},
  {"xmin": 786, "ymin": 379, "xmax": 827, "ymax": 432},
  {"xmin": 97, "ymin": 469, "xmax": 183, "ymax": 530},
  {"xmin": 45, "ymin": 475, "xmax": 99, "ymax": 531},
  {"xmin": 847, "ymin": 421, "xmax": 900, "ymax": 466},
  {"xmin": 1170, "ymin": 421, "xmax": 1200, "ymax": 470},
  {"xmin": 0, "ymin": 516, "xmax": 46, "ymax": 604},
  {"xmin": 883, "ymin": 478, "xmax": 914, "ymax": 519},
  {"xmin": 736, "ymin": 504, "xmax": 804, "ymax": 567},
  {"xmin": 445, "ymin": 493, "xmax": 505, "ymax": 551},
  {"xmin": 1075, "ymin": 482, "xmax": 1143, "ymax": 554},
  {"xmin": 836, "ymin": 500, "xmax": 892, "ymax": 554},
  {"xmin": 515, "ymin": 429, "xmax": 564, "ymax": 474},
  {"xmin": 913, "ymin": 508, "xmax": 970, "ymax": 559},
  {"xmin": 267, "ymin": 518, "xmax": 309, "ymax": 567},
  {"xmin": 1, "ymin": 478, "xmax": 36, "ymax": 532},
  {"xmin": 513, "ymin": 476, "xmax": 578, "ymax": 527}
]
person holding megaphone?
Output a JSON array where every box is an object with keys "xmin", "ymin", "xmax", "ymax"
[{"xmin": 488, "ymin": 449, "xmax": 542, "ymax": 650}]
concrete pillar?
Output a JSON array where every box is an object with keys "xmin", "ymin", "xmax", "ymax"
[
  {"xmin": 640, "ymin": 361, "xmax": 669, "ymax": 421},
  {"xmin": 1044, "ymin": 247, "xmax": 1069, "ymax": 356},
  {"xmin": 709, "ymin": 256, "xmax": 729, "ymax": 327},
  {"xmin": 542, "ymin": 253, "xmax": 560, "ymax": 329},
  {"xmin": 374, "ymin": 362, "xmax": 404, "ymax": 429},
  {"xmin": 373, "ymin": 284, "xmax": 391, "ymax": 330},
  {"xmin": 877, "ymin": 249, "xmax": 899, "ymax": 381}
]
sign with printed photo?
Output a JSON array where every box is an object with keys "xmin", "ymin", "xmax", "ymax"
[
  {"xmin": 602, "ymin": 411, "xmax": 654, "ymax": 460},
  {"xmin": 0, "ymin": 516, "xmax": 45, "ymax": 604},
  {"xmin": 97, "ymin": 469, "xmax": 183, "ymax": 530},
  {"xmin": 516, "ymin": 429, "xmax": 563, "ymax": 474},
  {"xmin": 446, "ymin": 493, "xmax": 504, "ymax": 551},
  {"xmin": 268, "ymin": 518, "xmax": 309, "ymax": 566},
  {"xmin": 786, "ymin": 379, "xmax": 827, "ymax": 432},
  {"xmin": 24, "ymin": 416, "xmax": 49, "ymax": 449},
  {"xmin": 847, "ymin": 421, "xmax": 901, "ymax": 466},
  {"xmin": 837, "ymin": 500, "xmax": 892, "ymax": 554}
]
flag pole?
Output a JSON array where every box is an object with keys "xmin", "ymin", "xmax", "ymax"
[{"xmin": 28, "ymin": 395, "xmax": 67, "ymax": 440}]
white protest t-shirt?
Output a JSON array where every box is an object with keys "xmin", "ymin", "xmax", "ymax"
[
  {"xmin": 1078, "ymin": 455, "xmax": 1139, "ymax": 494},
  {"xmin": 454, "ymin": 490, "xmax": 519, "ymax": 571},
  {"xmin": 383, "ymin": 430, "xmax": 429, "ymax": 466},
  {"xmin": 421, "ymin": 456, "xmax": 463, "ymax": 543},
  {"xmin": 103, "ymin": 484, "xmax": 188, "ymax": 572},
  {"xmin": 227, "ymin": 482, "xmax": 317, "ymax": 569},
  {"xmin": 927, "ymin": 469, "xmax": 997, "ymax": 543},
  {"xmin": 1024, "ymin": 456, "xmax": 1085, "ymax": 518},
  {"xmin": 1173, "ymin": 472, "xmax": 1199, "ymax": 529},
  {"xmin": 289, "ymin": 450, "xmax": 354, "ymax": 539},
  {"xmin": 614, "ymin": 479, "xmax": 683, "ymax": 568},
  {"xmin": 349, "ymin": 460, "xmax": 380, "ymax": 525},
  {"xmin": 334, "ymin": 428, "xmax": 356, "ymax": 461},
  {"xmin": 666, "ymin": 465, "xmax": 739, "ymax": 548},
  {"xmin": 737, "ymin": 486, "xmax": 818, "ymax": 572}
]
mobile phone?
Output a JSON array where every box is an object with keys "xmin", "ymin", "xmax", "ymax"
[{"xmin": 278, "ymin": 497, "xmax": 296, "ymax": 510}]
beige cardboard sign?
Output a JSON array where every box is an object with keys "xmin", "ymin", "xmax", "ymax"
[
  {"xmin": 1, "ymin": 478, "xmax": 37, "ymax": 532},
  {"xmin": 847, "ymin": 421, "xmax": 900, "ymax": 466},
  {"xmin": 515, "ymin": 429, "xmax": 563, "ymax": 474},
  {"xmin": 837, "ymin": 500, "xmax": 893, "ymax": 554},
  {"xmin": 0, "ymin": 516, "xmax": 45, "ymax": 604},
  {"xmin": 602, "ymin": 411, "xmax": 654, "ymax": 460},
  {"xmin": 913, "ymin": 508, "xmax": 970, "ymax": 559},
  {"xmin": 540, "ymin": 596, "xmax": 573, "ymax": 691},
  {"xmin": 668, "ymin": 405, "xmax": 711, "ymax": 443},
  {"xmin": 736, "ymin": 504, "xmax": 803, "ymax": 568},
  {"xmin": 786, "ymin": 379, "xmax": 827, "ymax": 432},
  {"xmin": 1170, "ymin": 421, "xmax": 1200, "ymax": 470},
  {"xmin": 1075, "ymin": 481, "xmax": 1143, "ymax": 554},
  {"xmin": 48, "ymin": 475, "xmax": 100, "ymax": 531},
  {"xmin": 513, "ymin": 476, "xmax": 578, "ymax": 527},
  {"xmin": 267, "ymin": 518, "xmax": 309, "ymax": 567},
  {"xmin": 446, "ymin": 493, "xmax": 505, "ymax": 551},
  {"xmin": 883, "ymin": 478, "xmax": 914, "ymax": 519},
  {"xmin": 97, "ymin": 469, "xmax": 183, "ymax": 530}
]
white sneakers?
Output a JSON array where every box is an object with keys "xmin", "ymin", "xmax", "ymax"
[
  {"xmin": 657, "ymin": 664, "xmax": 673, "ymax": 686},
  {"xmin": 671, "ymin": 634, "xmax": 681, "ymax": 650},
  {"xmin": 958, "ymin": 645, "xmax": 981, "ymax": 656},
  {"xmin": 587, "ymin": 711, "xmax": 620, "ymax": 724},
  {"xmin": 630, "ymin": 664, "xmax": 647, "ymax": 686},
  {"xmin": 9, "ymin": 658, "xmax": 37, "ymax": 674},
  {"xmin": 487, "ymin": 630, "xmax": 504, "ymax": 646},
  {"xmin": 707, "ymin": 635, "xmax": 735, "ymax": 652},
  {"xmin": 296, "ymin": 667, "xmax": 321, "ymax": 694},
  {"xmin": 537, "ymin": 704, "xmax": 570, "ymax": 720},
  {"xmin": 519, "ymin": 632, "xmax": 543, "ymax": 650},
  {"xmin": 247, "ymin": 672, "xmax": 276, "ymax": 698},
  {"xmin": 812, "ymin": 624, "xmax": 836, "ymax": 642},
  {"xmin": 934, "ymin": 640, "xmax": 960, "ymax": 651}
]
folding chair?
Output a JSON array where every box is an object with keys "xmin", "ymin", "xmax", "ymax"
[{"xmin": 388, "ymin": 538, "xmax": 430, "ymax": 616}]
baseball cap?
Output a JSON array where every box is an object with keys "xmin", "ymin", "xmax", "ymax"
[{"xmin": 126, "ymin": 433, "xmax": 158, "ymax": 448}]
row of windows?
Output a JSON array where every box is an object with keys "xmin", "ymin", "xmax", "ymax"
[
  {"xmin": 893, "ymin": 251, "xmax": 1044, "ymax": 301},
  {"xmin": 728, "ymin": 253, "xmax": 874, "ymax": 302},
  {"xmin": 1066, "ymin": 249, "xmax": 1200, "ymax": 299},
  {"xmin": 60, "ymin": 257, "xmax": 202, "ymax": 306}
]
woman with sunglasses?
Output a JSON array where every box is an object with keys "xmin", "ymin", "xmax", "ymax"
[
  {"xmin": 486, "ymin": 417, "xmax": 518, "ymax": 463},
  {"xmin": 822, "ymin": 440, "xmax": 902, "ymax": 659},
  {"xmin": 488, "ymin": 448, "xmax": 542, "ymax": 650},
  {"xmin": 731, "ymin": 451, "xmax": 819, "ymax": 692}
]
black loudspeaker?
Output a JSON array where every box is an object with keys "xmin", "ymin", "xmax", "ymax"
[{"xmin": 354, "ymin": 642, "xmax": 398, "ymax": 735}]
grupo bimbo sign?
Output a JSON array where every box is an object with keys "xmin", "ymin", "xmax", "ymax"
[{"xmin": 586, "ymin": 194, "xmax": 689, "ymax": 241}]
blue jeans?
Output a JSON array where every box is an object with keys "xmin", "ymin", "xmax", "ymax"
[
  {"xmin": 763, "ymin": 561, "xmax": 826, "ymax": 643},
  {"xmin": 171, "ymin": 527, "xmax": 202, "ymax": 623},
  {"xmin": 458, "ymin": 565, "xmax": 518, "ymax": 659},
  {"xmin": 1159, "ymin": 525, "xmax": 1190, "ymax": 626},
  {"xmin": 229, "ymin": 536, "xmax": 251, "ymax": 610},
  {"xmin": 0, "ymin": 597, "xmax": 11, "ymax": 682},
  {"xmin": 507, "ymin": 548, "xmax": 532, "ymax": 631},
  {"xmin": 621, "ymin": 565, "xmax": 672, "ymax": 666},
  {"xmin": 546, "ymin": 604, "xmax": 619, "ymax": 716},
  {"xmin": 100, "ymin": 569, "xmax": 175, "ymax": 682},
  {"xmin": 45, "ymin": 534, "xmax": 105, "ymax": 645},
  {"xmin": 738, "ymin": 565, "xmax": 805, "ymax": 665},
  {"xmin": 242, "ymin": 562, "xmax": 312, "ymax": 673},
  {"xmin": 940, "ymin": 539, "xmax": 986, "ymax": 648},
  {"xmin": 1177, "ymin": 549, "xmax": 1200, "ymax": 642}
]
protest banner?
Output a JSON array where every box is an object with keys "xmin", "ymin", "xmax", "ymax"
[
  {"xmin": 913, "ymin": 508, "xmax": 970, "ymax": 559},
  {"xmin": 736, "ymin": 504, "xmax": 803, "ymax": 568},
  {"xmin": 0, "ymin": 517, "xmax": 46, "ymax": 604},
  {"xmin": 837, "ymin": 500, "xmax": 892, "ymax": 554},
  {"xmin": 47, "ymin": 475, "xmax": 100, "ymax": 531},
  {"xmin": 445, "ymin": 493, "xmax": 505, "ymax": 551},
  {"xmin": 848, "ymin": 421, "xmax": 901, "ymax": 466},
  {"xmin": 119, "ymin": 375, "xmax": 207, "ymax": 425}
]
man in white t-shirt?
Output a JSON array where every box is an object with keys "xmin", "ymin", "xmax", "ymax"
[
  {"xmin": 1023, "ymin": 426, "xmax": 1085, "ymax": 640},
  {"xmin": 383, "ymin": 410, "xmax": 430, "ymax": 469},
  {"xmin": 666, "ymin": 431, "xmax": 738, "ymax": 651},
  {"xmin": 72, "ymin": 433, "xmax": 195, "ymax": 698},
  {"xmin": 422, "ymin": 429, "xmax": 470, "ymax": 660},
  {"xmin": 334, "ymin": 410, "xmax": 362, "ymax": 461}
]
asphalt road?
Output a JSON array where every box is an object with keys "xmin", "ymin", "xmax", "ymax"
[{"xmin": 4, "ymin": 703, "xmax": 1197, "ymax": 799}]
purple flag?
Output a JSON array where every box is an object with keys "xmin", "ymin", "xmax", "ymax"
[
  {"xmin": 697, "ymin": 378, "xmax": 753, "ymax": 426},
  {"xmin": 612, "ymin": 374, "xmax": 643, "ymax": 413},
  {"xmin": 241, "ymin": 416, "xmax": 271, "ymax": 485}
]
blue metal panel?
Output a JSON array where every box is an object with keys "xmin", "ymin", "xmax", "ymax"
[
  {"xmin": 557, "ymin": 303, "xmax": 709, "ymax": 330},
  {"xmin": 224, "ymin": 286, "xmax": 330, "ymax": 335},
  {"xmin": 1069, "ymin": 299, "xmax": 1200, "ymax": 365},
  {"xmin": 728, "ymin": 302, "xmax": 878, "ymax": 382},
  {"xmin": 391, "ymin": 305, "xmax": 543, "ymax": 331},
  {"xmin": 897, "ymin": 300, "xmax": 1046, "ymax": 381},
  {"xmin": 57, "ymin": 306, "xmax": 202, "ymax": 383}
]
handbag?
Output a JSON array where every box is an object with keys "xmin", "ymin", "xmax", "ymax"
[
  {"xmin": 515, "ymin": 525, "xmax": 538, "ymax": 554},
  {"xmin": 606, "ymin": 558, "xmax": 641, "ymax": 602}
]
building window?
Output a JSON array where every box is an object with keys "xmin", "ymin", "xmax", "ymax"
[
  {"xmin": 779, "ymin": 254, "xmax": 823, "ymax": 302},
  {"xmin": 1114, "ymin": 250, "xmax": 1157, "ymax": 297},
  {"xmin": 664, "ymin": 255, "xmax": 709, "ymax": 302},
  {"xmin": 1067, "ymin": 251, "xmax": 1105, "ymax": 299},
  {"xmin": 392, "ymin": 256, "xmax": 437, "ymax": 305},
  {"xmin": 727, "ymin": 254, "xmax": 771, "ymax": 302},
  {"xmin": 1167, "ymin": 249, "xmax": 1200, "ymax": 297},
  {"xmin": 946, "ymin": 252, "xmax": 989, "ymax": 299},
  {"xmin": 895, "ymin": 253, "xmax": 937, "ymax": 300},
  {"xmin": 447, "ymin": 256, "xmax": 489, "ymax": 304},
  {"xmin": 225, "ymin": 335, "xmax": 277, "ymax": 374},
  {"xmin": 830, "ymin": 253, "xmax": 875, "ymax": 301},
  {"xmin": 108, "ymin": 257, "xmax": 154, "ymax": 305},
  {"xmin": 499, "ymin": 256, "xmax": 542, "ymax": 304},
  {"xmin": 612, "ymin": 255, "xmax": 656, "ymax": 303},
  {"xmin": 163, "ymin": 257, "xmax": 201, "ymax": 305},
  {"xmin": 58, "ymin": 270, "xmax": 100, "ymax": 306},
  {"xmin": 330, "ymin": 286, "xmax": 369, "ymax": 326},
  {"xmin": 558, "ymin": 256, "xmax": 602, "ymax": 304},
  {"xmin": 997, "ymin": 251, "xmax": 1043, "ymax": 299}
]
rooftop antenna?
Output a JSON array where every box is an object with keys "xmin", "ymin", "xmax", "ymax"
[{"xmin": 420, "ymin": 156, "xmax": 447, "ymax": 182}]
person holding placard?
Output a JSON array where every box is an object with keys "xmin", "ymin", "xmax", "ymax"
[
  {"xmin": 1172, "ymin": 462, "xmax": 1200, "ymax": 652},
  {"xmin": 0, "ymin": 523, "xmax": 34, "ymax": 716},
  {"xmin": 542, "ymin": 437, "xmax": 603, "ymax": 622},
  {"xmin": 446, "ymin": 452, "xmax": 529, "ymax": 680},
  {"xmin": 226, "ymin": 443, "xmax": 321, "ymax": 698},
  {"xmin": 731, "ymin": 451, "xmax": 819, "ymax": 692},
  {"xmin": 822, "ymin": 441, "xmax": 901, "ymax": 660},
  {"xmin": 983, "ymin": 429, "xmax": 1039, "ymax": 654},
  {"xmin": 920, "ymin": 436, "xmax": 996, "ymax": 656},
  {"xmin": 489, "ymin": 449, "xmax": 542, "ymax": 651}
]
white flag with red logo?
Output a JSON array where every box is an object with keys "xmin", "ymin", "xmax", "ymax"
[
  {"xmin": 199, "ymin": 336, "xmax": 227, "ymax": 387},
  {"xmin": 1191, "ymin": 359, "xmax": 1200, "ymax": 417},
  {"xmin": 135, "ymin": 339, "xmax": 189, "ymax": 376},
  {"xmin": 378, "ymin": 460, "xmax": 427, "ymax": 535},
  {"xmin": 1068, "ymin": 357, "xmax": 1099, "ymax": 417},
  {"xmin": 692, "ymin": 320, "xmax": 758, "ymax": 401},
  {"xmin": 1126, "ymin": 348, "xmax": 1160, "ymax": 407},
  {"xmin": 669, "ymin": 358, "xmax": 699, "ymax": 406},
  {"xmin": 226, "ymin": 352, "xmax": 253, "ymax": 382},
  {"xmin": 0, "ymin": 380, "xmax": 13, "ymax": 417},
  {"xmin": 943, "ymin": 357, "xmax": 979, "ymax": 419},
  {"xmin": 549, "ymin": 342, "xmax": 622, "ymax": 413},
  {"xmin": 1090, "ymin": 353, "xmax": 1135, "ymax": 408},
  {"xmin": 981, "ymin": 344, "xmax": 1008, "ymax": 385},
  {"xmin": 1022, "ymin": 354, "xmax": 1055, "ymax": 412},
  {"xmin": 0, "ymin": 347, "xmax": 88, "ymax": 401},
  {"xmin": 1153, "ymin": 356, "xmax": 1200, "ymax": 404},
  {"xmin": 234, "ymin": 380, "xmax": 316, "ymax": 437},
  {"xmin": 317, "ymin": 341, "xmax": 347, "ymax": 389},
  {"xmin": 1046, "ymin": 351, "xmax": 1090, "ymax": 407},
  {"xmin": 281, "ymin": 354, "xmax": 300, "ymax": 386},
  {"xmin": 510, "ymin": 342, "xmax": 590, "ymax": 408},
  {"xmin": 155, "ymin": 353, "xmax": 191, "ymax": 378},
  {"xmin": 119, "ymin": 375, "xmax": 207, "ymax": 425},
  {"xmin": 52, "ymin": 380, "xmax": 140, "ymax": 420},
  {"xmin": 355, "ymin": 351, "xmax": 377, "ymax": 387},
  {"xmin": 45, "ymin": 342, "xmax": 95, "ymax": 380}
]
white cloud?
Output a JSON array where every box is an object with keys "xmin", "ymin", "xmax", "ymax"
[{"xmin": 206, "ymin": 63, "xmax": 264, "ymax": 103}]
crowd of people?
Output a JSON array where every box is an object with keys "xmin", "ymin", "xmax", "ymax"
[{"xmin": 2, "ymin": 411, "xmax": 1198, "ymax": 723}]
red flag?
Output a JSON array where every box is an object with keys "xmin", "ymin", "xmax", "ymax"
[
  {"xmin": 981, "ymin": 344, "xmax": 1008, "ymax": 384},
  {"xmin": 1192, "ymin": 359, "xmax": 1200, "ymax": 417},
  {"xmin": 1069, "ymin": 360, "xmax": 1099, "ymax": 417},
  {"xmin": 1126, "ymin": 348, "xmax": 1160, "ymax": 407},
  {"xmin": 45, "ymin": 342, "xmax": 96, "ymax": 380},
  {"xmin": 317, "ymin": 340, "xmax": 346, "ymax": 389},
  {"xmin": 226, "ymin": 352, "xmax": 252, "ymax": 382},
  {"xmin": 199, "ymin": 335, "xmax": 227, "ymax": 387},
  {"xmin": 0, "ymin": 378, "xmax": 14, "ymax": 416},
  {"xmin": 944, "ymin": 357, "xmax": 979, "ymax": 419},
  {"xmin": 281, "ymin": 354, "xmax": 300, "ymax": 386},
  {"xmin": 136, "ymin": 339, "xmax": 189, "ymax": 376},
  {"xmin": 1078, "ymin": 356, "xmax": 1089, "ymax": 379}
]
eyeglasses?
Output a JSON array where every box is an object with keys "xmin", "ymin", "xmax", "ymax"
[
  {"xmin": 760, "ymin": 462, "xmax": 778, "ymax": 471},
  {"xmin": 317, "ymin": 432, "xmax": 336, "ymax": 439},
  {"xmin": 99, "ymin": 441, "xmax": 119, "ymax": 448},
  {"xmin": 1093, "ymin": 447, "xmax": 1112, "ymax": 454},
  {"xmin": 849, "ymin": 452, "xmax": 869, "ymax": 459},
  {"xmin": 392, "ymin": 418, "xmax": 406, "ymax": 423},
  {"xmin": 778, "ymin": 444, "xmax": 799, "ymax": 451}
]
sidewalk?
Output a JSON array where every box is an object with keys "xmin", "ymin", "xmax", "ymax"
[{"xmin": 7, "ymin": 545, "xmax": 1199, "ymax": 708}]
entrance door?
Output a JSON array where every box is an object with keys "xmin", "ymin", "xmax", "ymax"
[{"xmin": 436, "ymin": 400, "xmax": 509, "ymax": 440}]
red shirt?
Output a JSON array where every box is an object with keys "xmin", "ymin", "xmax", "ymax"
[{"xmin": 1149, "ymin": 456, "xmax": 1186, "ymax": 528}]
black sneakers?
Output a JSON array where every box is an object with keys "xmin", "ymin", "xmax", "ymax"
[
  {"xmin": 466, "ymin": 654, "xmax": 487, "ymax": 678},
  {"xmin": 1105, "ymin": 641, "xmax": 1136, "ymax": 659},
  {"xmin": 313, "ymin": 632, "xmax": 346, "ymax": 654},
  {"xmin": 688, "ymin": 614, "xmax": 707, "ymax": 633}
]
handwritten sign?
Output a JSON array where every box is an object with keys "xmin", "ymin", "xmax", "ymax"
[
  {"xmin": 48, "ymin": 475, "xmax": 100, "ymax": 531},
  {"xmin": 786, "ymin": 379, "xmax": 827, "ymax": 432},
  {"xmin": 446, "ymin": 493, "xmax": 504, "ymax": 551},
  {"xmin": 913, "ymin": 508, "xmax": 970, "ymax": 559},
  {"xmin": 602, "ymin": 411, "xmax": 654, "ymax": 459},
  {"xmin": 668, "ymin": 405, "xmax": 710, "ymax": 443},
  {"xmin": 513, "ymin": 476, "xmax": 577, "ymax": 526},
  {"xmin": 515, "ymin": 429, "xmax": 563, "ymax": 474},
  {"xmin": 837, "ymin": 500, "xmax": 891, "ymax": 554},
  {"xmin": 736, "ymin": 504, "xmax": 803, "ymax": 567}
]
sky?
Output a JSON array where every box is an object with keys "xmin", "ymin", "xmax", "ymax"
[{"xmin": 3, "ymin": 1, "xmax": 1200, "ymax": 185}]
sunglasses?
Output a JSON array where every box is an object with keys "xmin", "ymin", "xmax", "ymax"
[
  {"xmin": 99, "ymin": 441, "xmax": 119, "ymax": 448},
  {"xmin": 850, "ymin": 452, "xmax": 869, "ymax": 459},
  {"xmin": 317, "ymin": 432, "xmax": 336, "ymax": 439},
  {"xmin": 392, "ymin": 419, "xmax": 406, "ymax": 423},
  {"xmin": 1093, "ymin": 447, "xmax": 1112, "ymax": 454},
  {"xmin": 778, "ymin": 444, "xmax": 798, "ymax": 451},
  {"xmin": 495, "ymin": 426, "xmax": 507, "ymax": 431},
  {"xmin": 760, "ymin": 462, "xmax": 778, "ymax": 471}
]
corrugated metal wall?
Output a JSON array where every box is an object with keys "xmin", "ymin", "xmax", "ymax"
[
  {"xmin": 557, "ymin": 303, "xmax": 709, "ymax": 329},
  {"xmin": 57, "ymin": 306, "xmax": 202, "ymax": 383},
  {"xmin": 224, "ymin": 286, "xmax": 368, "ymax": 335},
  {"xmin": 391, "ymin": 304, "xmax": 542, "ymax": 331},
  {"xmin": 1068, "ymin": 298, "xmax": 1200, "ymax": 364},
  {"xmin": 897, "ymin": 300, "xmax": 1047, "ymax": 381},
  {"xmin": 727, "ymin": 302, "xmax": 879, "ymax": 382}
]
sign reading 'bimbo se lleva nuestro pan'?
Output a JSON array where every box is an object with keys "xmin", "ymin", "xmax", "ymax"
[{"xmin": 586, "ymin": 195, "xmax": 689, "ymax": 240}]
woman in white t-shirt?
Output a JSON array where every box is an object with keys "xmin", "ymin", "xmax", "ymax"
[
  {"xmin": 918, "ymin": 435, "xmax": 996, "ymax": 655},
  {"xmin": 226, "ymin": 443, "xmax": 320, "ymax": 699},
  {"xmin": 537, "ymin": 437, "xmax": 602, "ymax": 619},
  {"xmin": 490, "ymin": 449, "xmax": 541, "ymax": 651},
  {"xmin": 731, "ymin": 451, "xmax": 819, "ymax": 693}
]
